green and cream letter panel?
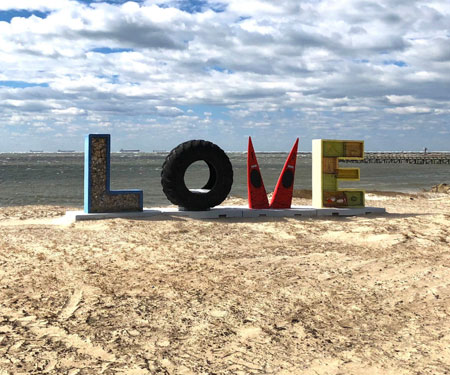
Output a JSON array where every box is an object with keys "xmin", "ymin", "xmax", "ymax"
[{"xmin": 312, "ymin": 139, "xmax": 365, "ymax": 208}]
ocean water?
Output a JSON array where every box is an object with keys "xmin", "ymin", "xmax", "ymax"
[{"xmin": 0, "ymin": 152, "xmax": 449, "ymax": 207}]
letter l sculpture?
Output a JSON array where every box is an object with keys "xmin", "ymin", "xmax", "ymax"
[{"xmin": 84, "ymin": 134, "xmax": 143, "ymax": 213}]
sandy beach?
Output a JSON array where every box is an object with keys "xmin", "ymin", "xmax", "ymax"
[{"xmin": 0, "ymin": 191, "xmax": 449, "ymax": 374}]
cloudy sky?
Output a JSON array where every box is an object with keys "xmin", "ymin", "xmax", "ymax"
[{"xmin": 0, "ymin": 0, "xmax": 449, "ymax": 152}]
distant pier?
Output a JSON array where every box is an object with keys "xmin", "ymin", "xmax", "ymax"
[{"xmin": 342, "ymin": 152, "xmax": 450, "ymax": 164}]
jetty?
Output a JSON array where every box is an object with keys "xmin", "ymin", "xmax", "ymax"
[{"xmin": 342, "ymin": 152, "xmax": 450, "ymax": 164}]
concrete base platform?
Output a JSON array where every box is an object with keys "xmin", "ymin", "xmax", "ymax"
[{"xmin": 65, "ymin": 206, "xmax": 386, "ymax": 222}]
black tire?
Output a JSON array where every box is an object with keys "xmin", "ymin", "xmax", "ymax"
[{"xmin": 161, "ymin": 140, "xmax": 233, "ymax": 210}]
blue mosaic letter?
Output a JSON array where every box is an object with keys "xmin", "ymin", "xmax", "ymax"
[{"xmin": 84, "ymin": 134, "xmax": 143, "ymax": 213}]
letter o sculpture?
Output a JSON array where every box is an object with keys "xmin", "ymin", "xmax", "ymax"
[{"xmin": 161, "ymin": 140, "xmax": 233, "ymax": 211}]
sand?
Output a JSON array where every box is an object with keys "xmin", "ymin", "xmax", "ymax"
[{"xmin": 0, "ymin": 192, "xmax": 449, "ymax": 374}]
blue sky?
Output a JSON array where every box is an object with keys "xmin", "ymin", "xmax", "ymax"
[{"xmin": 0, "ymin": 0, "xmax": 449, "ymax": 152}]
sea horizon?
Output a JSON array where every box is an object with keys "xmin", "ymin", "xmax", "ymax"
[{"xmin": 1, "ymin": 150, "xmax": 450, "ymax": 155}]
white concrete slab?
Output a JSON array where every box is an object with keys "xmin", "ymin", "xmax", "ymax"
[
  {"xmin": 65, "ymin": 209, "xmax": 162, "ymax": 221},
  {"xmin": 242, "ymin": 206, "xmax": 317, "ymax": 218},
  {"xmin": 316, "ymin": 207, "xmax": 386, "ymax": 216},
  {"xmin": 363, "ymin": 207, "xmax": 387, "ymax": 214},
  {"xmin": 157, "ymin": 206, "xmax": 244, "ymax": 219}
]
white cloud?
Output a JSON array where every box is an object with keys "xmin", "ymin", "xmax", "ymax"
[
  {"xmin": 0, "ymin": 0, "xmax": 71, "ymax": 11},
  {"xmin": 337, "ymin": 106, "xmax": 371, "ymax": 112},
  {"xmin": 386, "ymin": 95, "xmax": 417, "ymax": 105},
  {"xmin": 155, "ymin": 106, "xmax": 184, "ymax": 116},
  {"xmin": 52, "ymin": 107, "xmax": 87, "ymax": 115},
  {"xmin": 385, "ymin": 106, "xmax": 433, "ymax": 114}
]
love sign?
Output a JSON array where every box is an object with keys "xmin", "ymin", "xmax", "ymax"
[{"xmin": 84, "ymin": 134, "xmax": 365, "ymax": 213}]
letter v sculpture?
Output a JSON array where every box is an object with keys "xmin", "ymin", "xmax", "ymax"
[{"xmin": 247, "ymin": 137, "xmax": 299, "ymax": 209}]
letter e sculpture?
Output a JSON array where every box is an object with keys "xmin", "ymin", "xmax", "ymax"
[{"xmin": 312, "ymin": 139, "xmax": 364, "ymax": 208}]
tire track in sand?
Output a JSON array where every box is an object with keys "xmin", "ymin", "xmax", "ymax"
[{"xmin": 1, "ymin": 306, "xmax": 116, "ymax": 362}]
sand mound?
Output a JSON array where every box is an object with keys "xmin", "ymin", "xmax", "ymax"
[{"xmin": 430, "ymin": 183, "xmax": 450, "ymax": 194}]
